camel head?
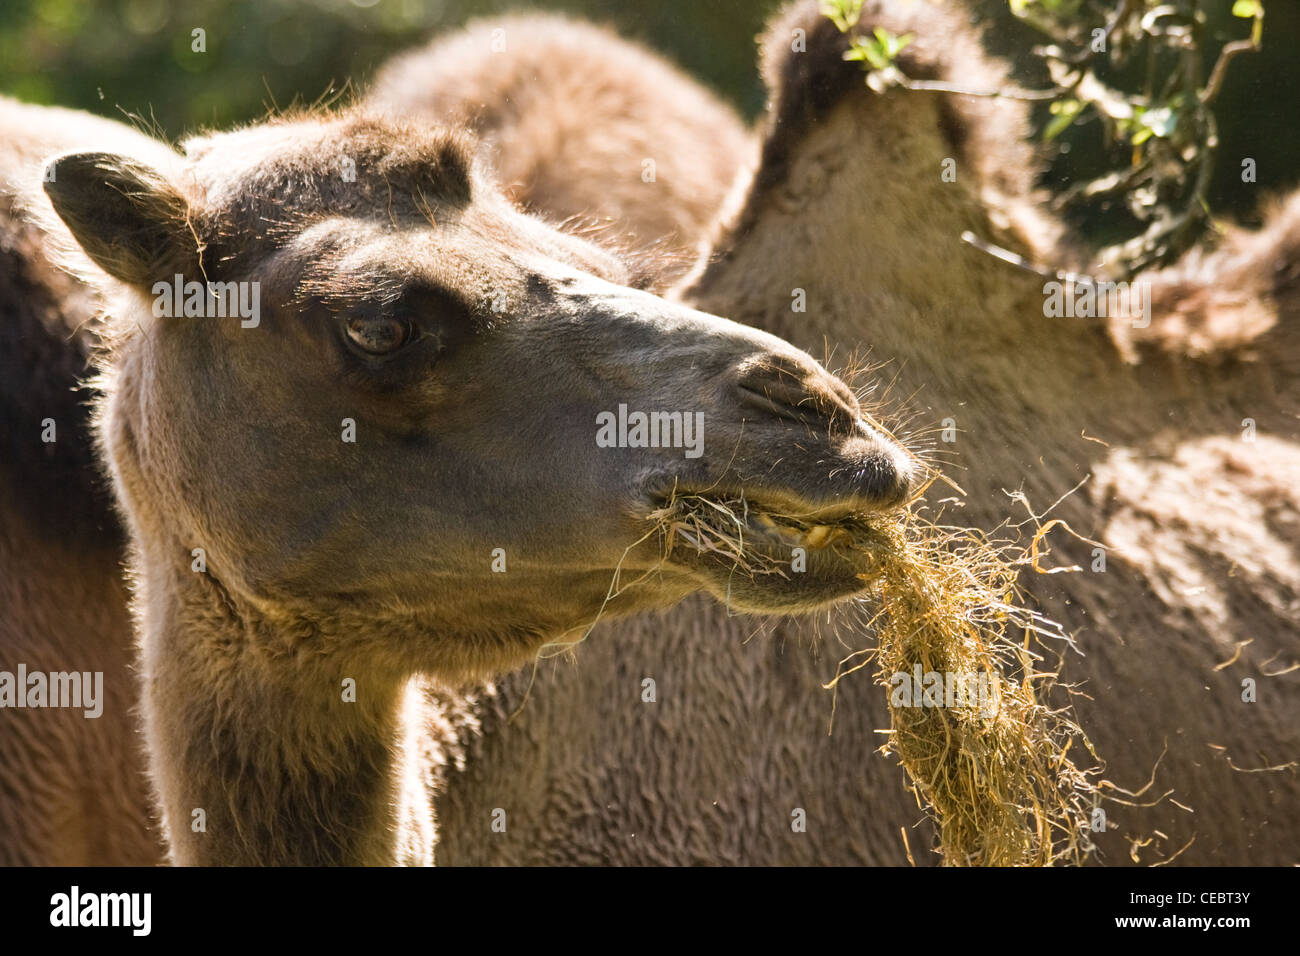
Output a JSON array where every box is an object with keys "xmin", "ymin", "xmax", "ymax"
[{"xmin": 42, "ymin": 112, "xmax": 915, "ymax": 682}]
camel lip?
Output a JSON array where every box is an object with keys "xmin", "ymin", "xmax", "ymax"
[
  {"xmin": 643, "ymin": 484, "xmax": 890, "ymax": 612},
  {"xmin": 647, "ymin": 485, "xmax": 890, "ymax": 566},
  {"xmin": 651, "ymin": 485, "xmax": 891, "ymax": 526}
]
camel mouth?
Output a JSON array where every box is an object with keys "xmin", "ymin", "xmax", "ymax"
[{"xmin": 646, "ymin": 488, "xmax": 895, "ymax": 611}]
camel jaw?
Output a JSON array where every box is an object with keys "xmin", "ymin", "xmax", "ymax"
[{"xmin": 648, "ymin": 489, "xmax": 895, "ymax": 613}]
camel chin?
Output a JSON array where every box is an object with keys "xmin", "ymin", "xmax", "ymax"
[{"xmin": 692, "ymin": 557, "xmax": 875, "ymax": 615}]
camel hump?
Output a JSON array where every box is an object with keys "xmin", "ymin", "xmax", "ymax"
[
  {"xmin": 366, "ymin": 12, "xmax": 752, "ymax": 284},
  {"xmin": 718, "ymin": 1, "xmax": 1066, "ymax": 271},
  {"xmin": 1119, "ymin": 189, "xmax": 1300, "ymax": 367},
  {"xmin": 751, "ymin": 4, "xmax": 1298, "ymax": 369}
]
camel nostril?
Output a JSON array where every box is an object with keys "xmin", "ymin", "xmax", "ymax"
[{"xmin": 736, "ymin": 355, "xmax": 861, "ymax": 431}]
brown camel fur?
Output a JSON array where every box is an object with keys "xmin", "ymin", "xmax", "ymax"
[
  {"xmin": 24, "ymin": 101, "xmax": 913, "ymax": 864},
  {"xmin": 0, "ymin": 99, "xmax": 183, "ymax": 864},
  {"xmin": 367, "ymin": 13, "xmax": 753, "ymax": 286},
  {"xmin": 391, "ymin": 2, "xmax": 1297, "ymax": 865}
]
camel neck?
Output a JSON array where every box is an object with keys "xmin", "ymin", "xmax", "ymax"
[{"xmin": 136, "ymin": 558, "xmax": 427, "ymax": 866}]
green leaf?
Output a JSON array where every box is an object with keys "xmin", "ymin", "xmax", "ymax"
[
  {"xmin": 864, "ymin": 48, "xmax": 888, "ymax": 70},
  {"xmin": 1044, "ymin": 99, "xmax": 1083, "ymax": 141},
  {"xmin": 844, "ymin": 39, "xmax": 888, "ymax": 70},
  {"xmin": 873, "ymin": 27, "xmax": 913, "ymax": 58},
  {"xmin": 844, "ymin": 30, "xmax": 911, "ymax": 72},
  {"xmin": 1232, "ymin": 0, "xmax": 1263, "ymax": 19},
  {"xmin": 820, "ymin": 0, "xmax": 865, "ymax": 32}
]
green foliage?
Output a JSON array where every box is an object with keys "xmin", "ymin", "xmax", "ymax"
[
  {"xmin": 1043, "ymin": 98, "xmax": 1083, "ymax": 141},
  {"xmin": 820, "ymin": 0, "xmax": 867, "ymax": 34},
  {"xmin": 843, "ymin": 27, "xmax": 914, "ymax": 92},
  {"xmin": 1009, "ymin": 0, "xmax": 1265, "ymax": 275},
  {"xmin": 827, "ymin": 0, "xmax": 1270, "ymax": 276},
  {"xmin": 1232, "ymin": 0, "xmax": 1263, "ymax": 22},
  {"xmin": 844, "ymin": 26, "xmax": 913, "ymax": 70}
]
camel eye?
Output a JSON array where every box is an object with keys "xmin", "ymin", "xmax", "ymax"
[{"xmin": 346, "ymin": 315, "xmax": 411, "ymax": 355}]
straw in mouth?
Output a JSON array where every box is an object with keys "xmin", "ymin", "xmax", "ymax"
[{"xmin": 647, "ymin": 490, "xmax": 894, "ymax": 576}]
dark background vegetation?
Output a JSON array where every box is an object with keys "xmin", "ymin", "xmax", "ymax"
[{"xmin": 1, "ymin": 0, "xmax": 1296, "ymax": 230}]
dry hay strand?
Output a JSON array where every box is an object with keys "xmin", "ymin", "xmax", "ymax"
[
  {"xmin": 646, "ymin": 492, "xmax": 789, "ymax": 578},
  {"xmin": 653, "ymin": 487, "xmax": 1108, "ymax": 867}
]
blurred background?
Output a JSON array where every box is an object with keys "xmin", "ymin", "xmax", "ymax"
[{"xmin": 1, "ymin": 0, "xmax": 1296, "ymax": 231}]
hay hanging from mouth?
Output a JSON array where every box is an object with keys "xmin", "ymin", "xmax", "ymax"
[
  {"xmin": 840, "ymin": 513, "xmax": 1105, "ymax": 866},
  {"xmin": 652, "ymin": 487, "xmax": 1108, "ymax": 866}
]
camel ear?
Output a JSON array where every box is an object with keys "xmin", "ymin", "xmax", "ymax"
[{"xmin": 42, "ymin": 151, "xmax": 199, "ymax": 287}]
